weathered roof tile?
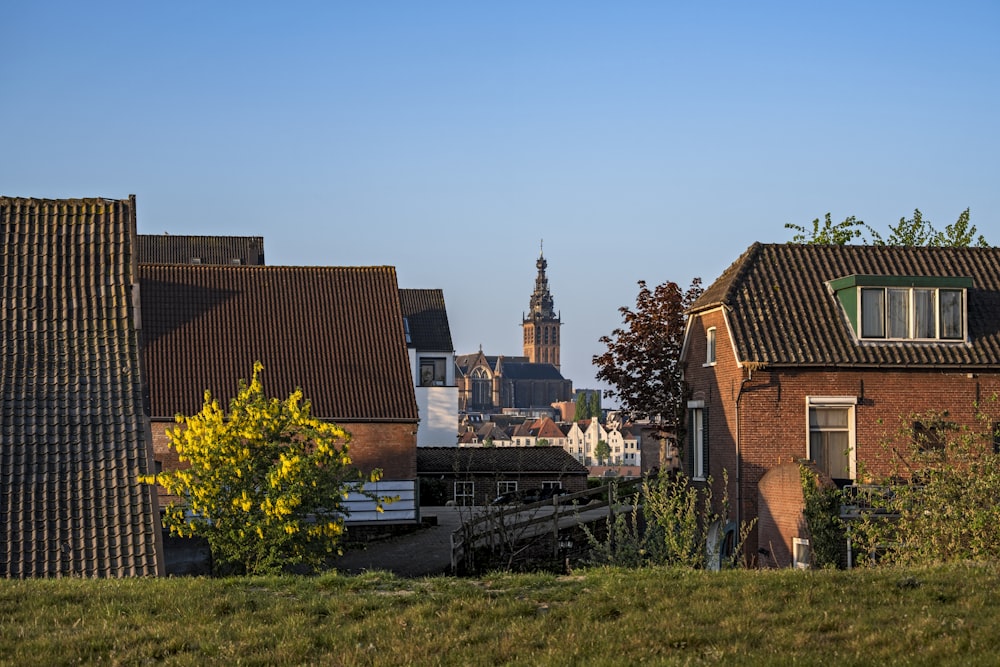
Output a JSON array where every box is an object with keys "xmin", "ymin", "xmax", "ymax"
[
  {"xmin": 136, "ymin": 234, "xmax": 264, "ymax": 266},
  {"xmin": 0, "ymin": 196, "xmax": 163, "ymax": 578},
  {"xmin": 399, "ymin": 288, "xmax": 454, "ymax": 352},
  {"xmin": 416, "ymin": 446, "xmax": 589, "ymax": 475},
  {"xmin": 140, "ymin": 264, "xmax": 419, "ymax": 422}
]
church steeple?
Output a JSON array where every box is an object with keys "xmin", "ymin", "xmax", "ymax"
[
  {"xmin": 522, "ymin": 242, "xmax": 561, "ymax": 369},
  {"xmin": 529, "ymin": 241, "xmax": 556, "ymax": 319}
]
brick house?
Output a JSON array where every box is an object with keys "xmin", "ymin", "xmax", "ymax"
[
  {"xmin": 416, "ymin": 446, "xmax": 589, "ymax": 506},
  {"xmin": 139, "ymin": 263, "xmax": 420, "ymax": 523},
  {"xmin": 1, "ymin": 197, "xmax": 164, "ymax": 577},
  {"xmin": 681, "ymin": 243, "xmax": 1000, "ymax": 567}
]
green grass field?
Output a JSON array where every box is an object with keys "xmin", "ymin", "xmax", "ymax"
[{"xmin": 3, "ymin": 564, "xmax": 1000, "ymax": 666}]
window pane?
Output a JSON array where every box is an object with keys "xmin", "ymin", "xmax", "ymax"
[
  {"xmin": 861, "ymin": 288, "xmax": 885, "ymax": 338},
  {"xmin": 810, "ymin": 407, "xmax": 848, "ymax": 428},
  {"xmin": 691, "ymin": 408, "xmax": 704, "ymax": 477},
  {"xmin": 810, "ymin": 406, "xmax": 852, "ymax": 480},
  {"xmin": 940, "ymin": 290, "xmax": 963, "ymax": 339},
  {"xmin": 823, "ymin": 431, "xmax": 851, "ymax": 479},
  {"xmin": 887, "ymin": 289, "xmax": 909, "ymax": 338},
  {"xmin": 809, "ymin": 431, "xmax": 826, "ymax": 471},
  {"xmin": 914, "ymin": 289, "xmax": 935, "ymax": 338}
]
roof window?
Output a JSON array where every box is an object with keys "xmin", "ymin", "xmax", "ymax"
[{"xmin": 828, "ymin": 275, "xmax": 971, "ymax": 342}]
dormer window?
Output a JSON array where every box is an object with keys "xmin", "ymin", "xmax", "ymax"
[
  {"xmin": 829, "ymin": 275, "xmax": 971, "ymax": 343},
  {"xmin": 705, "ymin": 327, "xmax": 717, "ymax": 365},
  {"xmin": 860, "ymin": 287, "xmax": 964, "ymax": 340}
]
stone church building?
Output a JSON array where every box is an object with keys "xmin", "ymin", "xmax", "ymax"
[{"xmin": 456, "ymin": 249, "xmax": 573, "ymax": 414}]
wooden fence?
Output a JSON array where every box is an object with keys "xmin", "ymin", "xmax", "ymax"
[{"xmin": 450, "ymin": 478, "xmax": 643, "ymax": 573}]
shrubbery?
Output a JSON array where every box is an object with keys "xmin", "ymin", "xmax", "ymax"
[
  {"xmin": 851, "ymin": 408, "xmax": 1000, "ymax": 566},
  {"xmin": 144, "ymin": 362, "xmax": 386, "ymax": 575},
  {"xmin": 584, "ymin": 471, "xmax": 754, "ymax": 569}
]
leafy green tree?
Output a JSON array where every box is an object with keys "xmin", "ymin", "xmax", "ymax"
[
  {"xmin": 931, "ymin": 208, "xmax": 986, "ymax": 247},
  {"xmin": 594, "ymin": 439, "xmax": 611, "ymax": 465},
  {"xmin": 588, "ymin": 392, "xmax": 601, "ymax": 420},
  {"xmin": 786, "ymin": 209, "xmax": 989, "ymax": 247},
  {"xmin": 574, "ymin": 393, "xmax": 588, "ymax": 421},
  {"xmin": 536, "ymin": 438, "xmax": 550, "ymax": 447},
  {"xmin": 144, "ymin": 362, "xmax": 384, "ymax": 575},
  {"xmin": 785, "ymin": 213, "xmax": 866, "ymax": 245},
  {"xmin": 594, "ymin": 278, "xmax": 703, "ymax": 427}
]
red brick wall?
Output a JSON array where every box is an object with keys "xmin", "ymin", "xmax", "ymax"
[
  {"xmin": 684, "ymin": 308, "xmax": 744, "ymax": 522},
  {"xmin": 756, "ymin": 463, "xmax": 807, "ymax": 568},
  {"xmin": 150, "ymin": 419, "xmax": 417, "ymax": 504},
  {"xmin": 342, "ymin": 422, "xmax": 417, "ymax": 479}
]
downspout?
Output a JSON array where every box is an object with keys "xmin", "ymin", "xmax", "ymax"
[{"xmin": 733, "ymin": 366, "xmax": 754, "ymax": 533}]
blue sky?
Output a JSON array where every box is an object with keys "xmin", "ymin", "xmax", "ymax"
[{"xmin": 3, "ymin": 2, "xmax": 998, "ymax": 399}]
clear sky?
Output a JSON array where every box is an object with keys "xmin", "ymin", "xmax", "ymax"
[{"xmin": 3, "ymin": 2, "xmax": 998, "ymax": 401}]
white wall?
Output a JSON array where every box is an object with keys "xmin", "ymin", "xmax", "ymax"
[
  {"xmin": 408, "ymin": 349, "xmax": 459, "ymax": 446},
  {"xmin": 415, "ymin": 385, "xmax": 459, "ymax": 446}
]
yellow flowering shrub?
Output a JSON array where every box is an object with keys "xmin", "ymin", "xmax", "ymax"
[{"xmin": 143, "ymin": 362, "xmax": 383, "ymax": 575}]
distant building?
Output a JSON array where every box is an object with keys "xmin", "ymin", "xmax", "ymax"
[
  {"xmin": 522, "ymin": 246, "xmax": 561, "ymax": 369},
  {"xmin": 456, "ymin": 249, "xmax": 572, "ymax": 416}
]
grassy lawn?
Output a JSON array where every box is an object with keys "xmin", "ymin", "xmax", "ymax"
[{"xmin": 3, "ymin": 564, "xmax": 1000, "ymax": 665}]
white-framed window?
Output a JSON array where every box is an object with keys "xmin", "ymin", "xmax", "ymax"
[
  {"xmin": 542, "ymin": 481, "xmax": 562, "ymax": 490},
  {"xmin": 419, "ymin": 357, "xmax": 448, "ymax": 386},
  {"xmin": 807, "ymin": 396, "xmax": 857, "ymax": 482},
  {"xmin": 860, "ymin": 287, "xmax": 965, "ymax": 341},
  {"xmin": 688, "ymin": 400, "xmax": 707, "ymax": 479},
  {"xmin": 497, "ymin": 480, "xmax": 518, "ymax": 495},
  {"xmin": 454, "ymin": 481, "xmax": 475, "ymax": 506},
  {"xmin": 705, "ymin": 327, "xmax": 717, "ymax": 365}
]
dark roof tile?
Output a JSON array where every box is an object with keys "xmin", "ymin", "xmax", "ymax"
[
  {"xmin": 137, "ymin": 234, "xmax": 264, "ymax": 266},
  {"xmin": 140, "ymin": 264, "xmax": 419, "ymax": 422},
  {"xmin": 0, "ymin": 196, "xmax": 163, "ymax": 578},
  {"xmin": 416, "ymin": 446, "xmax": 588, "ymax": 475},
  {"xmin": 399, "ymin": 289, "xmax": 454, "ymax": 351}
]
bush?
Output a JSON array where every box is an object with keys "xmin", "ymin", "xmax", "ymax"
[
  {"xmin": 799, "ymin": 465, "xmax": 844, "ymax": 568},
  {"xmin": 851, "ymin": 408, "xmax": 1000, "ymax": 566},
  {"xmin": 584, "ymin": 471, "xmax": 754, "ymax": 569},
  {"xmin": 144, "ymin": 363, "xmax": 385, "ymax": 575}
]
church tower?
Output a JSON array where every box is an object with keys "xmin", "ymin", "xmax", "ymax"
[{"xmin": 522, "ymin": 243, "xmax": 561, "ymax": 369}]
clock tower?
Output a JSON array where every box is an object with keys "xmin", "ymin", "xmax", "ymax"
[{"xmin": 522, "ymin": 244, "xmax": 561, "ymax": 369}]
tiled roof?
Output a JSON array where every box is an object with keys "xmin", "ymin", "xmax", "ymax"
[
  {"xmin": 455, "ymin": 353, "xmax": 529, "ymax": 376},
  {"xmin": 417, "ymin": 446, "xmax": 589, "ymax": 475},
  {"xmin": 1, "ymin": 196, "xmax": 163, "ymax": 577},
  {"xmin": 137, "ymin": 234, "xmax": 265, "ymax": 266},
  {"xmin": 528, "ymin": 417, "xmax": 566, "ymax": 439},
  {"xmin": 691, "ymin": 243, "xmax": 1000, "ymax": 368},
  {"xmin": 139, "ymin": 264, "xmax": 419, "ymax": 422},
  {"xmin": 399, "ymin": 289, "xmax": 454, "ymax": 352},
  {"xmin": 499, "ymin": 362, "xmax": 567, "ymax": 381},
  {"xmin": 476, "ymin": 423, "xmax": 511, "ymax": 442}
]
